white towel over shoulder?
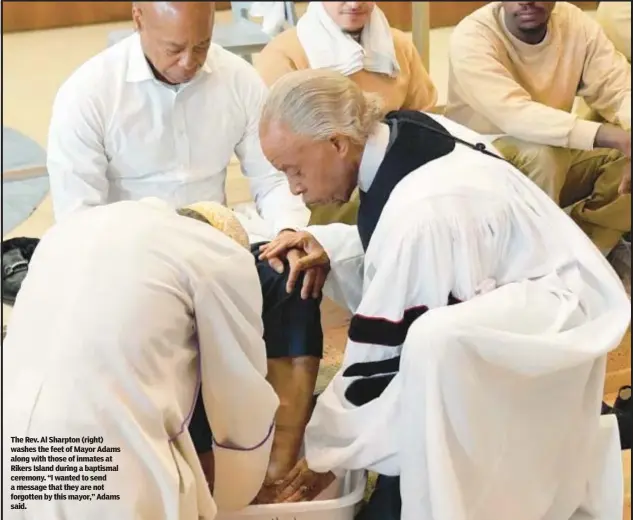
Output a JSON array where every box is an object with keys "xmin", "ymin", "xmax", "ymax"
[{"xmin": 296, "ymin": 2, "xmax": 400, "ymax": 77}]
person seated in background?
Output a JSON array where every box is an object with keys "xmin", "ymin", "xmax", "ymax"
[
  {"xmin": 597, "ymin": 1, "xmax": 630, "ymax": 62},
  {"xmin": 46, "ymin": 1, "xmax": 325, "ymax": 500},
  {"xmin": 445, "ymin": 1, "xmax": 631, "ymax": 287},
  {"xmin": 254, "ymin": 69, "xmax": 630, "ymax": 520},
  {"xmin": 577, "ymin": 2, "xmax": 631, "ymax": 128},
  {"xmin": 256, "ymin": 1, "xmax": 438, "ymax": 226},
  {"xmin": 2, "ymin": 198, "xmax": 280, "ymax": 520}
]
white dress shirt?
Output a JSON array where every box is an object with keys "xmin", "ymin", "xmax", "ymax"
[{"xmin": 47, "ymin": 33, "xmax": 309, "ymax": 240}]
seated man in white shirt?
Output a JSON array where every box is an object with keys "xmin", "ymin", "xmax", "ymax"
[
  {"xmin": 46, "ymin": 1, "xmax": 323, "ymax": 500},
  {"xmin": 3, "ymin": 198, "xmax": 279, "ymax": 520}
]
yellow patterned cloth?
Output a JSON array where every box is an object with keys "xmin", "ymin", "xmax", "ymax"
[{"xmin": 183, "ymin": 201, "xmax": 250, "ymax": 250}]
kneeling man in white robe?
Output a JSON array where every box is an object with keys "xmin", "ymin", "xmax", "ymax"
[
  {"xmin": 256, "ymin": 70, "xmax": 631, "ymax": 520},
  {"xmin": 3, "ymin": 199, "xmax": 278, "ymax": 520}
]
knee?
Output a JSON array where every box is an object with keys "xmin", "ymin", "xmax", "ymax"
[
  {"xmin": 402, "ymin": 312, "xmax": 462, "ymax": 364},
  {"xmin": 260, "ymin": 264, "xmax": 323, "ymax": 320},
  {"xmin": 498, "ymin": 139, "xmax": 567, "ymax": 199},
  {"xmin": 511, "ymin": 142, "xmax": 560, "ymax": 175},
  {"xmin": 597, "ymin": 149, "xmax": 626, "ymax": 167}
]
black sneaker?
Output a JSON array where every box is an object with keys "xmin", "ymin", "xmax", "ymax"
[
  {"xmin": 601, "ymin": 399, "xmax": 632, "ymax": 450},
  {"xmin": 614, "ymin": 385, "xmax": 632, "ymax": 414},
  {"xmin": 2, "ymin": 237, "xmax": 39, "ymax": 306}
]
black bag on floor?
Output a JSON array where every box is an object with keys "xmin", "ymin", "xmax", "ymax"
[{"xmin": 2, "ymin": 237, "xmax": 39, "ymax": 306}]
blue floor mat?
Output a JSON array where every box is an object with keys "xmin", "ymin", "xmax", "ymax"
[{"xmin": 2, "ymin": 127, "xmax": 49, "ymax": 235}]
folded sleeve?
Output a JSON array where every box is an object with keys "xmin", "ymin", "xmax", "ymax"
[{"xmin": 306, "ymin": 223, "xmax": 365, "ymax": 312}]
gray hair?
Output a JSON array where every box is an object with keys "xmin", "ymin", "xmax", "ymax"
[{"xmin": 261, "ymin": 69, "xmax": 386, "ymax": 146}]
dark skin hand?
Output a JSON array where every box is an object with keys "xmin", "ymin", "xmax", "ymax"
[
  {"xmin": 594, "ymin": 123, "xmax": 631, "ymax": 157},
  {"xmin": 594, "ymin": 123, "xmax": 631, "ymax": 195},
  {"xmin": 260, "ymin": 231, "xmax": 331, "ymax": 300},
  {"xmin": 253, "ymin": 458, "xmax": 336, "ymax": 504}
]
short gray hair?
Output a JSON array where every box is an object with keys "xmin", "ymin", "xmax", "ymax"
[{"xmin": 261, "ymin": 69, "xmax": 386, "ymax": 146}]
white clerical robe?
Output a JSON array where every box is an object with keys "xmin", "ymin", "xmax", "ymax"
[
  {"xmin": 2, "ymin": 199, "xmax": 279, "ymax": 520},
  {"xmin": 306, "ymin": 115, "xmax": 630, "ymax": 520}
]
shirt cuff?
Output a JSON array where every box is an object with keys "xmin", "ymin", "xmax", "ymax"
[
  {"xmin": 569, "ymin": 119, "xmax": 602, "ymax": 151},
  {"xmin": 305, "ymin": 224, "xmax": 364, "ymax": 267},
  {"xmin": 272, "ymin": 210, "xmax": 311, "ymax": 237}
]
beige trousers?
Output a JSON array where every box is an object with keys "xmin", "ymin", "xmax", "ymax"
[{"xmin": 495, "ymin": 136, "xmax": 631, "ymax": 253}]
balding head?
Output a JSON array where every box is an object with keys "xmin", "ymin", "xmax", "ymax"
[{"xmin": 132, "ymin": 2, "xmax": 215, "ymax": 84}]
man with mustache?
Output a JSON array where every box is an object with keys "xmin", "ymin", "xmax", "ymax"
[
  {"xmin": 256, "ymin": 1, "xmax": 438, "ymax": 226},
  {"xmin": 46, "ymin": 1, "xmax": 325, "ymax": 503},
  {"xmin": 446, "ymin": 2, "xmax": 631, "ymax": 291}
]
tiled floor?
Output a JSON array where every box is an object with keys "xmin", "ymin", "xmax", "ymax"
[{"xmin": 2, "ymin": 7, "xmax": 629, "ymax": 516}]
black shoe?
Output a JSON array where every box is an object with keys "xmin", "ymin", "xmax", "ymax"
[
  {"xmin": 614, "ymin": 385, "xmax": 632, "ymax": 414},
  {"xmin": 615, "ymin": 407, "xmax": 632, "ymax": 450},
  {"xmin": 602, "ymin": 400, "xmax": 632, "ymax": 450},
  {"xmin": 2, "ymin": 237, "xmax": 39, "ymax": 306}
]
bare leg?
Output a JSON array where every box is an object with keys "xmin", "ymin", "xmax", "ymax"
[
  {"xmin": 255, "ymin": 356, "xmax": 319, "ymax": 503},
  {"xmin": 199, "ymin": 450, "xmax": 215, "ymax": 494}
]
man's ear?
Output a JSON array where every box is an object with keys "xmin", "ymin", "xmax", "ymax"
[
  {"xmin": 329, "ymin": 135, "xmax": 350, "ymax": 158},
  {"xmin": 132, "ymin": 4, "xmax": 143, "ymax": 31}
]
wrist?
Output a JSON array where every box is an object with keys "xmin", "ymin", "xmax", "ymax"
[{"xmin": 594, "ymin": 124, "xmax": 628, "ymax": 153}]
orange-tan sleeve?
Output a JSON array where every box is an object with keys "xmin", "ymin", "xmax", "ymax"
[
  {"xmin": 597, "ymin": 2, "xmax": 631, "ymax": 62},
  {"xmin": 401, "ymin": 38, "xmax": 438, "ymax": 112},
  {"xmin": 577, "ymin": 12, "xmax": 631, "ymax": 131},
  {"xmin": 255, "ymin": 35, "xmax": 300, "ymax": 88},
  {"xmin": 448, "ymin": 20, "xmax": 601, "ymax": 150}
]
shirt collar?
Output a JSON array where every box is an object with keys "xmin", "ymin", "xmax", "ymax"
[
  {"xmin": 358, "ymin": 122, "xmax": 390, "ymax": 193},
  {"xmin": 126, "ymin": 32, "xmax": 213, "ymax": 84}
]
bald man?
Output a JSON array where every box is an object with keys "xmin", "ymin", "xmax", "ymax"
[{"xmin": 46, "ymin": 1, "xmax": 324, "ymax": 503}]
